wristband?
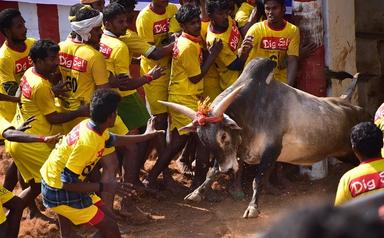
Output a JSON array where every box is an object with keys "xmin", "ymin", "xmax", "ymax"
[
  {"xmin": 99, "ymin": 182, "xmax": 104, "ymax": 193},
  {"xmin": 38, "ymin": 135, "xmax": 46, "ymax": 142},
  {"xmin": 144, "ymin": 74, "xmax": 154, "ymax": 83}
]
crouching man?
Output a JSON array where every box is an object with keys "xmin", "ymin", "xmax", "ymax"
[{"xmin": 40, "ymin": 89, "xmax": 163, "ymax": 238}]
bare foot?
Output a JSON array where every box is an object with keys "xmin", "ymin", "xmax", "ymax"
[{"xmin": 119, "ymin": 201, "xmax": 150, "ymax": 225}]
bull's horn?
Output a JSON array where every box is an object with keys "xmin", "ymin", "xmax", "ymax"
[
  {"xmin": 158, "ymin": 100, "xmax": 196, "ymax": 119},
  {"xmin": 265, "ymin": 72, "xmax": 274, "ymax": 85},
  {"xmin": 212, "ymin": 85, "xmax": 244, "ymax": 117}
]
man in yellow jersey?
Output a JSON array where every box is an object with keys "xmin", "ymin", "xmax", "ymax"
[
  {"xmin": 0, "ymin": 117, "xmax": 61, "ymax": 238},
  {"xmin": 110, "ymin": 0, "xmax": 175, "ymax": 63},
  {"xmin": 374, "ymin": 102, "xmax": 384, "ymax": 157},
  {"xmin": 80, "ymin": 0, "xmax": 105, "ymax": 11},
  {"xmin": 59, "ymin": 7, "xmax": 140, "ymax": 211},
  {"xmin": 235, "ymin": 0, "xmax": 265, "ymax": 37},
  {"xmin": 245, "ymin": 0, "xmax": 299, "ymax": 86},
  {"xmin": 40, "ymin": 89, "xmax": 163, "ymax": 238},
  {"xmin": 136, "ymin": 0, "xmax": 180, "ymax": 130},
  {"xmin": 206, "ymin": 0, "xmax": 253, "ymax": 91},
  {"xmin": 335, "ymin": 122, "xmax": 384, "ymax": 206},
  {"xmin": 0, "ymin": 9, "xmax": 35, "ymax": 122},
  {"xmin": 8, "ymin": 40, "xmax": 89, "ymax": 216},
  {"xmin": 146, "ymin": 4, "xmax": 222, "ymax": 189},
  {"xmin": 100, "ymin": 3, "xmax": 167, "ymax": 219},
  {"xmin": 0, "ymin": 9, "xmax": 38, "ymax": 208}
]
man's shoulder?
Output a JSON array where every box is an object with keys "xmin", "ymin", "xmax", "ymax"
[{"xmin": 136, "ymin": 5, "xmax": 152, "ymax": 20}]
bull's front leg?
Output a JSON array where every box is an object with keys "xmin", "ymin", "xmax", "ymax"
[
  {"xmin": 243, "ymin": 145, "xmax": 281, "ymax": 218},
  {"xmin": 184, "ymin": 161, "xmax": 221, "ymax": 202},
  {"xmin": 229, "ymin": 159, "xmax": 245, "ymax": 201}
]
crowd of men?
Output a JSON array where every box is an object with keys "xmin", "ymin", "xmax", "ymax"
[{"xmin": 0, "ymin": 0, "xmax": 383, "ymax": 237}]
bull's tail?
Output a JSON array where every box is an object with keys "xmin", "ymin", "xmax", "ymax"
[{"xmin": 340, "ymin": 73, "xmax": 360, "ymax": 102}]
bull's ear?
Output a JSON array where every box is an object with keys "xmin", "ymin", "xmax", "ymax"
[
  {"xmin": 223, "ymin": 115, "xmax": 242, "ymax": 130},
  {"xmin": 179, "ymin": 122, "xmax": 197, "ymax": 133}
]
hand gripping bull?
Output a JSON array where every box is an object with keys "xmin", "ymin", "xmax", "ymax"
[{"xmin": 159, "ymin": 58, "xmax": 369, "ymax": 218}]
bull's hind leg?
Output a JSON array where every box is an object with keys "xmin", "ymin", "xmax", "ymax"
[
  {"xmin": 184, "ymin": 161, "xmax": 221, "ymax": 202},
  {"xmin": 243, "ymin": 145, "xmax": 281, "ymax": 218}
]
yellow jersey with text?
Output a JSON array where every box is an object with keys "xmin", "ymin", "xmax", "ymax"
[
  {"xmin": 206, "ymin": 17, "xmax": 242, "ymax": 90},
  {"xmin": 169, "ymin": 33, "xmax": 203, "ymax": 96},
  {"xmin": 201, "ymin": 20, "xmax": 221, "ymax": 101},
  {"xmin": 374, "ymin": 102, "xmax": 384, "ymax": 157},
  {"xmin": 334, "ymin": 158, "xmax": 384, "ymax": 206},
  {"xmin": 58, "ymin": 40, "xmax": 108, "ymax": 111},
  {"xmin": 0, "ymin": 38, "xmax": 36, "ymax": 121},
  {"xmin": 136, "ymin": 4, "xmax": 178, "ymax": 85},
  {"xmin": 40, "ymin": 119, "xmax": 111, "ymax": 189},
  {"xmin": 16, "ymin": 68, "xmax": 58, "ymax": 136},
  {"xmin": 245, "ymin": 20, "xmax": 300, "ymax": 83},
  {"xmin": 8, "ymin": 68, "xmax": 61, "ymax": 183},
  {"xmin": 100, "ymin": 33, "xmax": 135, "ymax": 97}
]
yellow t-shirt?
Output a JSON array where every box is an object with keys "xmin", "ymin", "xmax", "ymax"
[
  {"xmin": 136, "ymin": 4, "xmax": 178, "ymax": 85},
  {"xmin": 0, "ymin": 38, "xmax": 36, "ymax": 121},
  {"xmin": 0, "ymin": 185, "xmax": 14, "ymax": 224},
  {"xmin": 9, "ymin": 68, "xmax": 61, "ymax": 183},
  {"xmin": 120, "ymin": 29, "xmax": 154, "ymax": 58},
  {"xmin": 0, "ymin": 115, "xmax": 13, "ymax": 140},
  {"xmin": 334, "ymin": 158, "xmax": 384, "ymax": 206},
  {"xmin": 100, "ymin": 33, "xmax": 135, "ymax": 97},
  {"xmin": 374, "ymin": 102, "xmax": 384, "ymax": 157},
  {"xmin": 235, "ymin": 2, "xmax": 255, "ymax": 28},
  {"xmin": 245, "ymin": 20, "xmax": 300, "ymax": 83},
  {"xmin": 201, "ymin": 20, "xmax": 221, "ymax": 101},
  {"xmin": 40, "ymin": 119, "xmax": 110, "ymax": 189},
  {"xmin": 58, "ymin": 40, "xmax": 108, "ymax": 111},
  {"xmin": 169, "ymin": 33, "xmax": 203, "ymax": 96},
  {"xmin": 16, "ymin": 68, "xmax": 58, "ymax": 136},
  {"xmin": 206, "ymin": 17, "xmax": 242, "ymax": 90}
]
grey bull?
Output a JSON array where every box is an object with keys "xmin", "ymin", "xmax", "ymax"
[{"xmin": 159, "ymin": 58, "xmax": 369, "ymax": 218}]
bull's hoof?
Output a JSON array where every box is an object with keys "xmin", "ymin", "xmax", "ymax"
[
  {"xmin": 242, "ymin": 206, "xmax": 260, "ymax": 218},
  {"xmin": 228, "ymin": 185, "xmax": 245, "ymax": 201},
  {"xmin": 184, "ymin": 190, "xmax": 204, "ymax": 202}
]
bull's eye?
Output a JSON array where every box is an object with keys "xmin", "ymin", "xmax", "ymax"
[{"xmin": 221, "ymin": 133, "xmax": 226, "ymax": 142}]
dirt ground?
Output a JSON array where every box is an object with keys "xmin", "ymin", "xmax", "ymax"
[{"xmin": 0, "ymin": 146, "xmax": 353, "ymax": 238}]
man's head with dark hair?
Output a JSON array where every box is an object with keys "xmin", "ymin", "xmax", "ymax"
[
  {"xmin": 73, "ymin": 7, "xmax": 103, "ymax": 47},
  {"xmin": 109, "ymin": 0, "xmax": 137, "ymax": 22},
  {"xmin": 29, "ymin": 40, "xmax": 60, "ymax": 75},
  {"xmin": 103, "ymin": 3, "xmax": 128, "ymax": 37},
  {"xmin": 81, "ymin": 0, "xmax": 105, "ymax": 12},
  {"xmin": 110, "ymin": 0, "xmax": 137, "ymax": 13},
  {"xmin": 75, "ymin": 7, "xmax": 100, "ymax": 22},
  {"xmin": 90, "ymin": 89, "xmax": 122, "ymax": 126},
  {"xmin": 103, "ymin": 3, "xmax": 126, "ymax": 23},
  {"xmin": 152, "ymin": 0, "xmax": 169, "ymax": 11},
  {"xmin": 176, "ymin": 4, "xmax": 201, "ymax": 37},
  {"xmin": 350, "ymin": 122, "xmax": 383, "ymax": 160},
  {"xmin": 264, "ymin": 0, "xmax": 284, "ymax": 6},
  {"xmin": 0, "ymin": 8, "xmax": 26, "ymax": 42},
  {"xmin": 263, "ymin": 205, "xmax": 384, "ymax": 238},
  {"xmin": 264, "ymin": 0, "xmax": 285, "ymax": 26},
  {"xmin": 206, "ymin": 0, "xmax": 230, "ymax": 30},
  {"xmin": 69, "ymin": 3, "xmax": 86, "ymax": 22}
]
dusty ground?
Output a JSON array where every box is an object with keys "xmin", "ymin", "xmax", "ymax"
[{"xmin": 0, "ymin": 146, "xmax": 352, "ymax": 238}]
